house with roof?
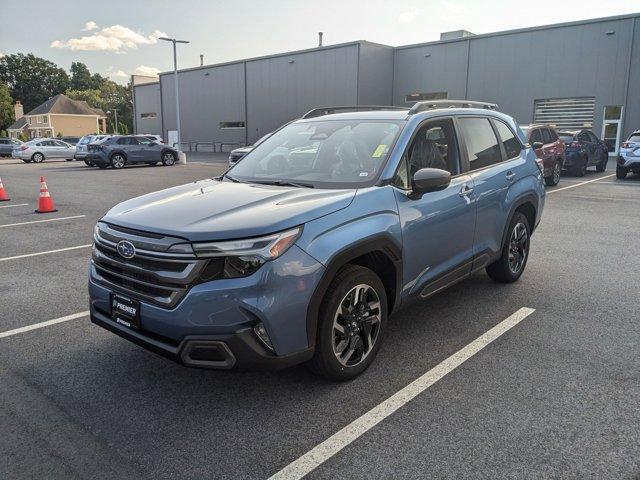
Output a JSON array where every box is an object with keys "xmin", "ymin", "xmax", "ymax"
[{"xmin": 7, "ymin": 94, "xmax": 107, "ymax": 139}]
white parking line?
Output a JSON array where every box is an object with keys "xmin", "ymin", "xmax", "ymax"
[
  {"xmin": 547, "ymin": 174, "xmax": 615, "ymax": 194},
  {"xmin": 268, "ymin": 307, "xmax": 536, "ymax": 480},
  {"xmin": 0, "ymin": 311, "xmax": 89, "ymax": 339},
  {"xmin": 0, "ymin": 203, "xmax": 28, "ymax": 209},
  {"xmin": 0, "ymin": 244, "xmax": 92, "ymax": 262},
  {"xmin": 0, "ymin": 214, "xmax": 85, "ymax": 228}
]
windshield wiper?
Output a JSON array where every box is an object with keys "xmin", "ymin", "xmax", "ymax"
[
  {"xmin": 223, "ymin": 174, "xmax": 243, "ymax": 183},
  {"xmin": 253, "ymin": 179, "xmax": 315, "ymax": 188}
]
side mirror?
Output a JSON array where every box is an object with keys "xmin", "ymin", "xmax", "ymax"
[
  {"xmin": 531, "ymin": 142, "xmax": 544, "ymax": 149},
  {"xmin": 411, "ymin": 168, "xmax": 451, "ymax": 197}
]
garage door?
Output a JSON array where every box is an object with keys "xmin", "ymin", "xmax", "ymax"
[{"xmin": 533, "ymin": 97, "xmax": 595, "ymax": 130}]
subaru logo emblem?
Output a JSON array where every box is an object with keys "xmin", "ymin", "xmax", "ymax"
[{"xmin": 116, "ymin": 240, "xmax": 136, "ymax": 259}]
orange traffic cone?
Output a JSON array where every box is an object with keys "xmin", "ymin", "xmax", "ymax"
[
  {"xmin": 0, "ymin": 177, "xmax": 9, "ymax": 202},
  {"xmin": 35, "ymin": 176, "xmax": 58, "ymax": 213}
]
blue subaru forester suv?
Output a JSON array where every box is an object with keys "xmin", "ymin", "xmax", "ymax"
[{"xmin": 89, "ymin": 101, "xmax": 545, "ymax": 380}]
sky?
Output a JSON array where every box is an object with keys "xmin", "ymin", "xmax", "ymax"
[{"xmin": 0, "ymin": 0, "xmax": 637, "ymax": 84}]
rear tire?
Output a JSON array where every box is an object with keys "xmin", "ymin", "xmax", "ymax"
[
  {"xmin": 544, "ymin": 160, "xmax": 561, "ymax": 186},
  {"xmin": 596, "ymin": 153, "xmax": 608, "ymax": 172},
  {"xmin": 486, "ymin": 212, "xmax": 530, "ymax": 283},
  {"xmin": 32, "ymin": 152, "xmax": 45, "ymax": 163},
  {"xmin": 110, "ymin": 153, "xmax": 126, "ymax": 169},
  {"xmin": 308, "ymin": 265, "xmax": 387, "ymax": 381},
  {"xmin": 616, "ymin": 165, "xmax": 628, "ymax": 180},
  {"xmin": 573, "ymin": 156, "xmax": 587, "ymax": 177},
  {"xmin": 83, "ymin": 159, "xmax": 94, "ymax": 167}
]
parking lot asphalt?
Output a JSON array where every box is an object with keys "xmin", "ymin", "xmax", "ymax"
[{"xmin": 0, "ymin": 159, "xmax": 638, "ymax": 479}]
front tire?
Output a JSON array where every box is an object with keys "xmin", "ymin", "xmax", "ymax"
[
  {"xmin": 32, "ymin": 152, "xmax": 45, "ymax": 163},
  {"xmin": 110, "ymin": 153, "xmax": 126, "ymax": 169},
  {"xmin": 161, "ymin": 151, "xmax": 176, "ymax": 166},
  {"xmin": 309, "ymin": 265, "xmax": 387, "ymax": 381},
  {"xmin": 616, "ymin": 165, "xmax": 628, "ymax": 179},
  {"xmin": 486, "ymin": 212, "xmax": 530, "ymax": 283},
  {"xmin": 545, "ymin": 160, "xmax": 561, "ymax": 186}
]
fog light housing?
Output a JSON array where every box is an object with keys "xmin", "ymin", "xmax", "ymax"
[{"xmin": 253, "ymin": 323, "xmax": 274, "ymax": 352}]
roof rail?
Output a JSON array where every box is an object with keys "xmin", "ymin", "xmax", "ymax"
[
  {"xmin": 408, "ymin": 100, "xmax": 498, "ymax": 115},
  {"xmin": 302, "ymin": 105, "xmax": 408, "ymax": 119}
]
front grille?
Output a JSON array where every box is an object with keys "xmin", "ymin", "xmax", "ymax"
[{"xmin": 92, "ymin": 222, "xmax": 209, "ymax": 308}]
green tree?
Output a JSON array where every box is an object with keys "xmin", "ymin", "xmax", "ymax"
[
  {"xmin": 0, "ymin": 82, "xmax": 13, "ymax": 131},
  {"xmin": 67, "ymin": 80, "xmax": 133, "ymax": 134},
  {"xmin": 0, "ymin": 54, "xmax": 69, "ymax": 112},
  {"xmin": 70, "ymin": 62, "xmax": 93, "ymax": 91}
]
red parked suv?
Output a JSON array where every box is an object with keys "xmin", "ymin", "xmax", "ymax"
[{"xmin": 521, "ymin": 124, "xmax": 565, "ymax": 186}]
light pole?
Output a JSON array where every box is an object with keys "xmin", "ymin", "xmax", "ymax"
[
  {"xmin": 107, "ymin": 109, "xmax": 119, "ymax": 134},
  {"xmin": 159, "ymin": 36, "xmax": 189, "ymax": 156}
]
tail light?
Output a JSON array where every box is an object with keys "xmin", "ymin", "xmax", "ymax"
[
  {"xmin": 569, "ymin": 141, "xmax": 580, "ymax": 148},
  {"xmin": 20, "ymin": 145, "xmax": 28, "ymax": 151}
]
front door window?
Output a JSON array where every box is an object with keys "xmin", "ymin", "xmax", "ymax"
[{"xmin": 601, "ymin": 105, "xmax": 623, "ymax": 156}]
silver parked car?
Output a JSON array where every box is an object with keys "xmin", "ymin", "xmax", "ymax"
[{"xmin": 13, "ymin": 138, "xmax": 76, "ymax": 163}]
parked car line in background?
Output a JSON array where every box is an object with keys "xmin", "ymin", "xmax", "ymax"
[
  {"xmin": 521, "ymin": 124, "xmax": 565, "ymax": 186},
  {"xmin": 0, "ymin": 137, "xmax": 22, "ymax": 157},
  {"xmin": 557, "ymin": 129, "xmax": 608, "ymax": 176}
]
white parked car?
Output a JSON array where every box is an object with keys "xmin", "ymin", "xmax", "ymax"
[
  {"xmin": 13, "ymin": 138, "xmax": 76, "ymax": 163},
  {"xmin": 617, "ymin": 130, "xmax": 640, "ymax": 179}
]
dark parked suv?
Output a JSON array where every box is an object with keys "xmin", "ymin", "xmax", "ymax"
[
  {"xmin": 557, "ymin": 129, "xmax": 608, "ymax": 176},
  {"xmin": 86, "ymin": 135, "xmax": 178, "ymax": 169},
  {"xmin": 89, "ymin": 101, "xmax": 545, "ymax": 380},
  {"xmin": 521, "ymin": 125, "xmax": 565, "ymax": 186}
]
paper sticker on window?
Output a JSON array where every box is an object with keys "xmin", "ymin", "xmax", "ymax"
[{"xmin": 372, "ymin": 144, "xmax": 388, "ymax": 158}]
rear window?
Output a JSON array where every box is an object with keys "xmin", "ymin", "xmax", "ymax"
[
  {"xmin": 558, "ymin": 134, "xmax": 574, "ymax": 143},
  {"xmin": 78, "ymin": 137, "xmax": 92, "ymax": 145},
  {"xmin": 541, "ymin": 128, "xmax": 553, "ymax": 144},
  {"xmin": 628, "ymin": 134, "xmax": 640, "ymax": 143}
]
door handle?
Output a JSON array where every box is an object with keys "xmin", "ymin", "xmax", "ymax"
[
  {"xmin": 506, "ymin": 171, "xmax": 516, "ymax": 181},
  {"xmin": 459, "ymin": 184, "xmax": 474, "ymax": 197}
]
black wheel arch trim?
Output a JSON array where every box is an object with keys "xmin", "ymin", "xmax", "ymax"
[
  {"xmin": 305, "ymin": 234, "xmax": 403, "ymax": 349},
  {"xmin": 500, "ymin": 193, "xmax": 539, "ymax": 249},
  {"xmin": 109, "ymin": 150, "xmax": 127, "ymax": 161}
]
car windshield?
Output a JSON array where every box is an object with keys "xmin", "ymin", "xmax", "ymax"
[
  {"xmin": 227, "ymin": 119, "xmax": 403, "ymax": 188},
  {"xmin": 558, "ymin": 134, "xmax": 574, "ymax": 143},
  {"xmin": 78, "ymin": 137, "xmax": 92, "ymax": 145}
]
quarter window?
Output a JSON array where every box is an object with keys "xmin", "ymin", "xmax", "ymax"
[
  {"xmin": 494, "ymin": 121, "xmax": 521, "ymax": 159},
  {"xmin": 459, "ymin": 117, "xmax": 502, "ymax": 170}
]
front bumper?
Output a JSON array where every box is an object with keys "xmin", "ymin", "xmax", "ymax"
[
  {"xmin": 88, "ymin": 244, "xmax": 324, "ymax": 370},
  {"xmin": 90, "ymin": 309, "xmax": 313, "ymax": 370},
  {"xmin": 618, "ymin": 153, "xmax": 640, "ymax": 169},
  {"xmin": 74, "ymin": 152, "xmax": 88, "ymax": 160}
]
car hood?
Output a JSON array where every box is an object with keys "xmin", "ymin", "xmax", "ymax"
[{"xmin": 101, "ymin": 179, "xmax": 356, "ymax": 241}]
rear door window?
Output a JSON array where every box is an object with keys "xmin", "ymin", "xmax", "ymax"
[
  {"xmin": 459, "ymin": 117, "xmax": 503, "ymax": 170},
  {"xmin": 541, "ymin": 128, "xmax": 553, "ymax": 145},
  {"xmin": 494, "ymin": 121, "xmax": 521, "ymax": 159}
]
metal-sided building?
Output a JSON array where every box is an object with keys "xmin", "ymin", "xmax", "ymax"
[{"xmin": 133, "ymin": 12, "xmax": 639, "ymax": 155}]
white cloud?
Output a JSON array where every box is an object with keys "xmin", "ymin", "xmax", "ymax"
[
  {"xmin": 133, "ymin": 65, "xmax": 161, "ymax": 77},
  {"xmin": 440, "ymin": 0, "xmax": 470, "ymax": 15},
  {"xmin": 51, "ymin": 25, "xmax": 168, "ymax": 52},
  {"xmin": 82, "ymin": 21, "xmax": 99, "ymax": 31},
  {"xmin": 398, "ymin": 9, "xmax": 419, "ymax": 23},
  {"xmin": 110, "ymin": 69, "xmax": 128, "ymax": 78}
]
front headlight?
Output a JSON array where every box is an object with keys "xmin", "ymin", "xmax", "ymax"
[{"xmin": 193, "ymin": 227, "xmax": 302, "ymax": 279}]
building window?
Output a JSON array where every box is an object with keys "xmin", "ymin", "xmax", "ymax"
[
  {"xmin": 140, "ymin": 112, "xmax": 157, "ymax": 118},
  {"xmin": 219, "ymin": 121, "xmax": 246, "ymax": 129},
  {"xmin": 41, "ymin": 116, "xmax": 47, "ymax": 124},
  {"xmin": 405, "ymin": 92, "xmax": 447, "ymax": 103}
]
